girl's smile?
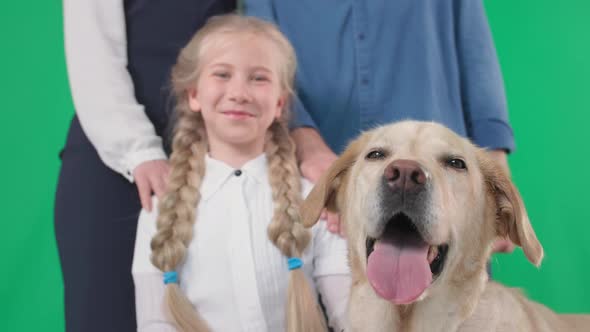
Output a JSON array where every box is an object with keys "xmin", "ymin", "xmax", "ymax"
[{"xmin": 221, "ymin": 109, "xmax": 256, "ymax": 119}]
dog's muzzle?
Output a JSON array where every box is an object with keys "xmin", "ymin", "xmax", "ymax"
[{"xmin": 364, "ymin": 160, "xmax": 448, "ymax": 304}]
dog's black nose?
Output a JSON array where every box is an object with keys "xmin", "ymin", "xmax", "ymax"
[{"xmin": 384, "ymin": 159, "xmax": 426, "ymax": 192}]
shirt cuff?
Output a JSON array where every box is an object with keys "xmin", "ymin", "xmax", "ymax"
[
  {"xmin": 470, "ymin": 118, "xmax": 515, "ymax": 153},
  {"xmin": 123, "ymin": 148, "xmax": 168, "ymax": 182}
]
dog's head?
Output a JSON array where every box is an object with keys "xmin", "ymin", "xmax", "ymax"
[{"xmin": 302, "ymin": 121, "xmax": 543, "ymax": 305}]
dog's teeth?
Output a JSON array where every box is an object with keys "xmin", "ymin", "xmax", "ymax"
[{"xmin": 427, "ymin": 246, "xmax": 439, "ymax": 263}]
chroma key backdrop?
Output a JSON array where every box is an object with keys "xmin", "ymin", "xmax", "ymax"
[{"xmin": 0, "ymin": 1, "xmax": 589, "ymax": 331}]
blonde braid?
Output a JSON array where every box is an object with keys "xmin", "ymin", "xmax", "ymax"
[
  {"xmin": 150, "ymin": 112, "xmax": 211, "ymax": 331},
  {"xmin": 265, "ymin": 121, "xmax": 328, "ymax": 332}
]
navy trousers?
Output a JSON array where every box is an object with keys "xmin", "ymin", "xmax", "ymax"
[{"xmin": 55, "ymin": 118, "xmax": 142, "ymax": 332}]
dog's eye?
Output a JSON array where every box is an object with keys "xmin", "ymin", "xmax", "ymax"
[
  {"xmin": 366, "ymin": 150, "xmax": 387, "ymax": 160},
  {"xmin": 447, "ymin": 158, "xmax": 467, "ymax": 170}
]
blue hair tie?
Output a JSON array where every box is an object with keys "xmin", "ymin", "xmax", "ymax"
[
  {"xmin": 163, "ymin": 271, "xmax": 178, "ymax": 284},
  {"xmin": 287, "ymin": 257, "xmax": 303, "ymax": 270}
]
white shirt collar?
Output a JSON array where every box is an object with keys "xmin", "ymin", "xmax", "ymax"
[{"xmin": 201, "ymin": 153, "xmax": 268, "ymax": 201}]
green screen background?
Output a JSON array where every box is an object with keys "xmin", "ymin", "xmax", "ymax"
[{"xmin": 1, "ymin": 1, "xmax": 588, "ymax": 330}]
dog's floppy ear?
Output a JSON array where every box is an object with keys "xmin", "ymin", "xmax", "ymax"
[
  {"xmin": 301, "ymin": 134, "xmax": 369, "ymax": 227},
  {"xmin": 479, "ymin": 151, "xmax": 544, "ymax": 266}
]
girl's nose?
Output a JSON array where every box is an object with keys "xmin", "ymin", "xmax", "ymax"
[{"xmin": 227, "ymin": 78, "xmax": 252, "ymax": 103}]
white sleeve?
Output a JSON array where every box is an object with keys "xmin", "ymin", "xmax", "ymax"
[
  {"xmin": 132, "ymin": 199, "xmax": 177, "ymax": 331},
  {"xmin": 133, "ymin": 274, "xmax": 178, "ymax": 332},
  {"xmin": 301, "ymin": 179, "xmax": 351, "ymax": 329},
  {"xmin": 311, "ymin": 225, "xmax": 351, "ymax": 331},
  {"xmin": 63, "ymin": 0, "xmax": 167, "ymax": 181},
  {"xmin": 132, "ymin": 198, "xmax": 162, "ymax": 275},
  {"xmin": 316, "ymin": 275, "xmax": 351, "ymax": 332},
  {"xmin": 310, "ymin": 220, "xmax": 350, "ymax": 277},
  {"xmin": 300, "ymin": 179, "xmax": 350, "ymax": 276}
]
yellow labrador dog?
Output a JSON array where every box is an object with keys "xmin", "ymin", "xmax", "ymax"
[{"xmin": 302, "ymin": 121, "xmax": 589, "ymax": 331}]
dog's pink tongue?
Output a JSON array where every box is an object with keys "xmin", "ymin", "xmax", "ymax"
[{"xmin": 367, "ymin": 237, "xmax": 431, "ymax": 304}]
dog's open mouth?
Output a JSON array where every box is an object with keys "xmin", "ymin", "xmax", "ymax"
[{"xmin": 365, "ymin": 213, "xmax": 448, "ymax": 305}]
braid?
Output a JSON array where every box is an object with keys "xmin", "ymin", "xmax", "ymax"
[
  {"xmin": 265, "ymin": 121, "xmax": 310, "ymax": 256},
  {"xmin": 151, "ymin": 112, "xmax": 206, "ymax": 270},
  {"xmin": 265, "ymin": 121, "xmax": 328, "ymax": 332},
  {"xmin": 150, "ymin": 112, "xmax": 211, "ymax": 331}
]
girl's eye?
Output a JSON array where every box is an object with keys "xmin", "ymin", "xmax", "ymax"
[
  {"xmin": 213, "ymin": 72, "xmax": 230, "ymax": 79},
  {"xmin": 251, "ymin": 74, "xmax": 270, "ymax": 82},
  {"xmin": 365, "ymin": 150, "xmax": 387, "ymax": 160},
  {"xmin": 447, "ymin": 158, "xmax": 467, "ymax": 170}
]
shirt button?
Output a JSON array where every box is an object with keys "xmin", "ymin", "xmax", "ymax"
[
  {"xmin": 358, "ymin": 33, "xmax": 365, "ymax": 40},
  {"xmin": 361, "ymin": 78, "xmax": 369, "ymax": 85},
  {"xmin": 234, "ymin": 169, "xmax": 242, "ymax": 176}
]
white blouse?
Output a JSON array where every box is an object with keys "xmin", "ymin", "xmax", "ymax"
[
  {"xmin": 132, "ymin": 154, "xmax": 350, "ymax": 331},
  {"xmin": 64, "ymin": 0, "xmax": 167, "ymax": 181}
]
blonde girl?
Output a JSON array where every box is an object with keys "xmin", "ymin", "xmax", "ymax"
[{"xmin": 132, "ymin": 15, "xmax": 350, "ymax": 332}]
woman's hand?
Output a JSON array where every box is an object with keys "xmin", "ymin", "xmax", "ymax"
[{"xmin": 133, "ymin": 160, "xmax": 170, "ymax": 211}]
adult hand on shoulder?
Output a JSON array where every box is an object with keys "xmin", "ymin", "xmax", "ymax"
[
  {"xmin": 321, "ymin": 210, "xmax": 346, "ymax": 237},
  {"xmin": 291, "ymin": 127, "xmax": 338, "ymax": 183},
  {"xmin": 291, "ymin": 127, "xmax": 337, "ymax": 182},
  {"xmin": 291, "ymin": 127, "xmax": 345, "ymax": 236},
  {"xmin": 487, "ymin": 149, "xmax": 515, "ymax": 253},
  {"xmin": 133, "ymin": 159, "xmax": 170, "ymax": 212}
]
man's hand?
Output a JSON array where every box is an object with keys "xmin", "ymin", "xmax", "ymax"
[
  {"xmin": 321, "ymin": 210, "xmax": 345, "ymax": 236},
  {"xmin": 291, "ymin": 127, "xmax": 338, "ymax": 182},
  {"xmin": 291, "ymin": 127, "xmax": 345, "ymax": 235},
  {"xmin": 133, "ymin": 159, "xmax": 170, "ymax": 212}
]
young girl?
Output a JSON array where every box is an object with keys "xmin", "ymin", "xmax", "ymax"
[{"xmin": 131, "ymin": 15, "xmax": 350, "ymax": 332}]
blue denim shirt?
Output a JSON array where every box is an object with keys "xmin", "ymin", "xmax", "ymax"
[{"xmin": 244, "ymin": 0, "xmax": 514, "ymax": 153}]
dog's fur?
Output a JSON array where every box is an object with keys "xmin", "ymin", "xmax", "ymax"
[{"xmin": 302, "ymin": 121, "xmax": 590, "ymax": 331}]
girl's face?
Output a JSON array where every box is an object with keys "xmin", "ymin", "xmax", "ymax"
[{"xmin": 188, "ymin": 33, "xmax": 286, "ymax": 154}]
